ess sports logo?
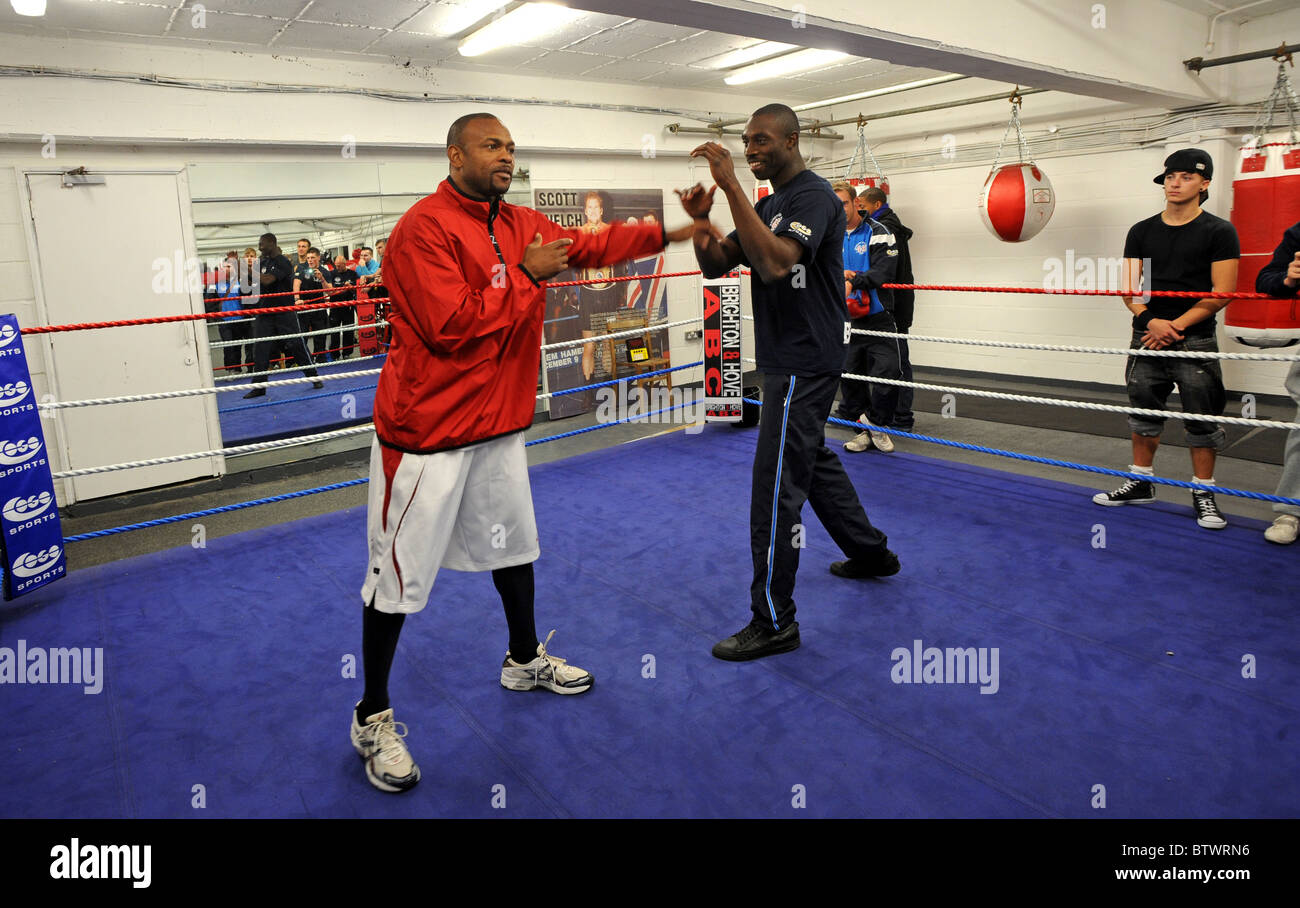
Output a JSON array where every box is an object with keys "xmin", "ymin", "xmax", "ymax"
[
  {"xmin": 12, "ymin": 544, "xmax": 62, "ymax": 577},
  {"xmin": 0, "ymin": 437, "xmax": 41, "ymax": 464},
  {"xmin": 4, "ymin": 491, "xmax": 53, "ymax": 522},
  {"xmin": 0, "ymin": 381, "xmax": 31, "ymax": 407},
  {"xmin": 0, "ymin": 323, "xmax": 17, "ymax": 348},
  {"xmin": 788, "ymin": 222, "xmax": 812, "ymax": 239}
]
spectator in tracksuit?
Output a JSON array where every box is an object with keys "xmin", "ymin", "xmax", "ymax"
[
  {"xmin": 832, "ymin": 181, "xmax": 903, "ymax": 453},
  {"xmin": 860, "ymin": 188, "xmax": 916, "ymax": 431},
  {"xmin": 1256, "ymin": 219, "xmax": 1300, "ymax": 544}
]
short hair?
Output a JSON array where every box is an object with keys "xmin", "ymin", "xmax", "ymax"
[
  {"xmin": 584, "ymin": 191, "xmax": 604, "ymax": 207},
  {"xmin": 831, "ymin": 180, "xmax": 856, "ymax": 199},
  {"xmin": 862, "ymin": 187, "xmax": 887, "ymax": 205},
  {"xmin": 377, "ymin": 236, "xmax": 389, "ymax": 244},
  {"xmin": 308, "ymin": 247, "xmax": 321, "ymax": 255},
  {"xmin": 243, "ymin": 247, "xmax": 258, "ymax": 257},
  {"xmin": 447, "ymin": 112, "xmax": 499, "ymax": 149},
  {"xmin": 260, "ymin": 232, "xmax": 277, "ymax": 244},
  {"xmin": 225, "ymin": 250, "xmax": 238, "ymax": 259},
  {"xmin": 750, "ymin": 103, "xmax": 800, "ymax": 139},
  {"xmin": 361, "ymin": 246, "xmax": 373, "ymax": 253}
]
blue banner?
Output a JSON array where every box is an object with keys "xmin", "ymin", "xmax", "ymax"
[{"xmin": 0, "ymin": 315, "xmax": 66, "ymax": 599}]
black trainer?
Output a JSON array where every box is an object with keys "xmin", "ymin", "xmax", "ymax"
[
  {"xmin": 1092, "ymin": 478, "xmax": 1156, "ymax": 506},
  {"xmin": 1192, "ymin": 490, "xmax": 1227, "ymax": 530},
  {"xmin": 712, "ymin": 621, "xmax": 800, "ymax": 662},
  {"xmin": 312, "ymin": 381, "xmax": 325, "ymax": 389},
  {"xmin": 242, "ymin": 388, "xmax": 266, "ymax": 399},
  {"xmin": 830, "ymin": 548, "xmax": 901, "ymax": 579}
]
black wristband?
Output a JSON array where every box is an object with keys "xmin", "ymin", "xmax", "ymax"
[
  {"xmin": 516, "ymin": 263, "xmax": 540, "ymax": 288},
  {"xmin": 1133, "ymin": 310, "xmax": 1154, "ymax": 331}
]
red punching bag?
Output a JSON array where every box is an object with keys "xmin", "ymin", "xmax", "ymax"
[
  {"xmin": 979, "ymin": 93, "xmax": 1055, "ymax": 243},
  {"xmin": 980, "ymin": 163, "xmax": 1055, "ymax": 242},
  {"xmin": 1226, "ymin": 64, "xmax": 1300, "ymax": 348}
]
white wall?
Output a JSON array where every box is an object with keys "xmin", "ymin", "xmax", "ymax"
[
  {"xmin": 2, "ymin": 11, "xmax": 1297, "ymax": 498},
  {"xmin": 881, "ymin": 138, "xmax": 1292, "ymax": 397}
]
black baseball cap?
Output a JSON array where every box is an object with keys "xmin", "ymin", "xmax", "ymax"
[{"xmin": 1154, "ymin": 148, "xmax": 1213, "ymax": 184}]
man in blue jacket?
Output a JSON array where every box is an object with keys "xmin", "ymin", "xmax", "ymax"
[
  {"xmin": 1256, "ymin": 219, "xmax": 1300, "ymax": 544},
  {"xmin": 832, "ymin": 181, "xmax": 903, "ymax": 453}
]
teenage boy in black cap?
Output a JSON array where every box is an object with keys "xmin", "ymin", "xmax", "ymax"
[{"xmin": 1093, "ymin": 149, "xmax": 1240, "ymax": 529}]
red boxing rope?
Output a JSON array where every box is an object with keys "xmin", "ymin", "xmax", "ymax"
[{"xmin": 21, "ymin": 274, "xmax": 1279, "ymax": 335}]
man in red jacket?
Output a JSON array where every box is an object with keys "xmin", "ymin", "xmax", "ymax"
[{"xmin": 349, "ymin": 112, "xmax": 693, "ymax": 793}]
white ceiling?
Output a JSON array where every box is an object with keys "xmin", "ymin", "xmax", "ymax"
[
  {"xmin": 1161, "ymin": 0, "xmax": 1299, "ymax": 22},
  {"xmin": 0, "ymin": 0, "xmax": 950, "ymax": 103}
]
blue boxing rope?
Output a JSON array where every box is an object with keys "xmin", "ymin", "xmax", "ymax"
[
  {"xmin": 63, "ymin": 362, "xmax": 708, "ymax": 543},
  {"xmin": 62, "ymin": 478, "xmax": 372, "ymax": 542},
  {"xmin": 804, "ymin": 401, "xmax": 1300, "ymax": 506}
]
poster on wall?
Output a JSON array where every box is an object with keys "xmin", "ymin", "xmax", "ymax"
[{"xmin": 533, "ymin": 188, "xmax": 670, "ymax": 420}]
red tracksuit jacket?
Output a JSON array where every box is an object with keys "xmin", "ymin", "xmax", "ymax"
[{"xmin": 375, "ymin": 178, "xmax": 666, "ymax": 453}]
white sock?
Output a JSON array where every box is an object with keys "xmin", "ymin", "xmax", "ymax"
[
  {"xmin": 1193, "ymin": 476, "xmax": 1215, "ymax": 487},
  {"xmin": 1130, "ymin": 464, "xmax": 1154, "ymax": 476}
]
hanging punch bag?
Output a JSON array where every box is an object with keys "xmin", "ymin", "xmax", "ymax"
[
  {"xmin": 1226, "ymin": 58, "xmax": 1300, "ymax": 348},
  {"xmin": 979, "ymin": 90, "xmax": 1055, "ymax": 243}
]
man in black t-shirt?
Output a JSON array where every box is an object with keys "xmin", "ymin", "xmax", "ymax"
[
  {"xmin": 293, "ymin": 248, "xmax": 330, "ymax": 363},
  {"xmin": 326, "ymin": 254, "xmax": 360, "ymax": 360},
  {"xmin": 1093, "ymin": 149, "xmax": 1240, "ymax": 529},
  {"xmin": 245, "ymin": 232, "xmax": 323, "ymax": 399},
  {"xmin": 682, "ymin": 103, "xmax": 899, "ymax": 662}
]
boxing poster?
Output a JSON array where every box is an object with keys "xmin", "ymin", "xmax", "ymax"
[
  {"xmin": 701, "ymin": 277, "xmax": 743, "ymax": 422},
  {"xmin": 533, "ymin": 188, "xmax": 670, "ymax": 420},
  {"xmin": 0, "ymin": 315, "xmax": 66, "ymax": 600}
]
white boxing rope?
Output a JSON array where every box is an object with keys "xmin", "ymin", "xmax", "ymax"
[
  {"xmin": 851, "ymin": 328, "xmax": 1300, "ymax": 362},
  {"xmin": 738, "ymin": 313, "xmax": 1300, "ymax": 360},
  {"xmin": 839, "ymin": 372, "xmax": 1300, "ymax": 430},
  {"xmin": 52, "ymin": 425, "xmax": 377, "ymax": 479},
  {"xmin": 539, "ymin": 316, "xmax": 699, "ymax": 352},
  {"xmin": 740, "ymin": 356, "xmax": 1300, "ymax": 430},
  {"xmin": 41, "ymin": 368, "xmax": 384, "ymax": 411},
  {"xmin": 212, "ymin": 351, "xmax": 389, "ymax": 381},
  {"xmin": 209, "ymin": 320, "xmax": 389, "ymax": 348}
]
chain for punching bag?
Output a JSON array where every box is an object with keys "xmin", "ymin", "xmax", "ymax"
[
  {"xmin": 842, "ymin": 116, "xmax": 887, "ymax": 187},
  {"xmin": 1246, "ymin": 61, "xmax": 1300, "ymax": 150}
]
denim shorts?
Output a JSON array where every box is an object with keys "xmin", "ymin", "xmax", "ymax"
[{"xmin": 1124, "ymin": 330, "xmax": 1226, "ymax": 449}]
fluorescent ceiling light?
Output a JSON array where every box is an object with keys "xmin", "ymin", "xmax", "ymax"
[
  {"xmin": 724, "ymin": 49, "xmax": 850, "ymax": 85},
  {"xmin": 434, "ymin": 0, "xmax": 512, "ymax": 38},
  {"xmin": 704, "ymin": 41, "xmax": 798, "ymax": 70},
  {"xmin": 458, "ymin": 3, "xmax": 583, "ymax": 57},
  {"xmin": 10, "ymin": 0, "xmax": 46, "ymax": 16},
  {"xmin": 792, "ymin": 74, "xmax": 969, "ymax": 111}
]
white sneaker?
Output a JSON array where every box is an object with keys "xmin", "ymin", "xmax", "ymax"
[
  {"xmin": 1265, "ymin": 514, "xmax": 1299, "ymax": 544},
  {"xmin": 350, "ymin": 704, "xmax": 421, "ymax": 793},
  {"xmin": 844, "ymin": 431, "xmax": 872, "ymax": 453},
  {"xmin": 867, "ymin": 429, "xmax": 895, "ymax": 453},
  {"xmin": 500, "ymin": 630, "xmax": 594, "ymax": 695}
]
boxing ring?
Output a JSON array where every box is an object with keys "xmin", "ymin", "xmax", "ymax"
[{"xmin": 2, "ymin": 274, "xmax": 1298, "ymax": 818}]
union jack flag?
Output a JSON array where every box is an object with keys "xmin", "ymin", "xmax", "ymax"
[{"xmin": 624, "ymin": 252, "xmax": 667, "ymax": 320}]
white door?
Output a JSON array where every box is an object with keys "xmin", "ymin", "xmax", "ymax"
[{"xmin": 26, "ymin": 171, "xmax": 222, "ymax": 502}]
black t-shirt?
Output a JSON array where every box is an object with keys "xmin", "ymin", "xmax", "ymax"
[
  {"xmin": 728, "ymin": 170, "xmax": 847, "ymax": 375},
  {"xmin": 327, "ymin": 268, "xmax": 359, "ymax": 302},
  {"xmin": 1123, "ymin": 211, "xmax": 1240, "ymax": 337},
  {"xmin": 257, "ymin": 254, "xmax": 294, "ymax": 307},
  {"xmin": 294, "ymin": 262, "xmax": 327, "ymax": 304}
]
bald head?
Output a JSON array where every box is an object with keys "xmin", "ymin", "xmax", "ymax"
[
  {"xmin": 750, "ymin": 103, "xmax": 800, "ymax": 143},
  {"xmin": 447, "ymin": 112, "xmax": 499, "ymax": 149}
]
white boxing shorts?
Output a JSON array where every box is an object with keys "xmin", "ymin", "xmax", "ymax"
[{"xmin": 360, "ymin": 431, "xmax": 540, "ymax": 614}]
